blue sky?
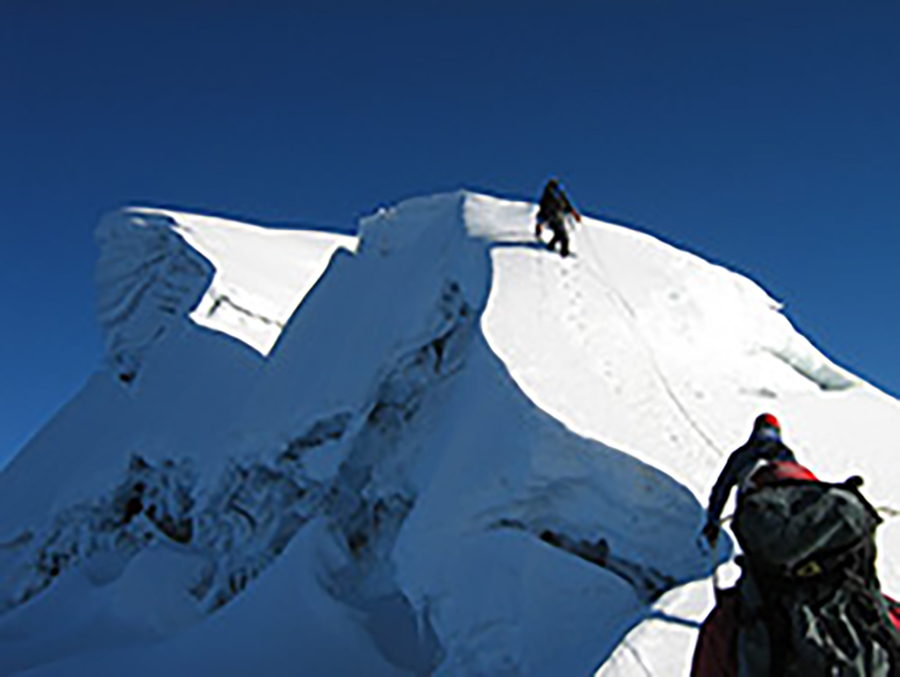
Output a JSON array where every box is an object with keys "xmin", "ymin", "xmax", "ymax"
[{"xmin": 1, "ymin": 1, "xmax": 898, "ymax": 468}]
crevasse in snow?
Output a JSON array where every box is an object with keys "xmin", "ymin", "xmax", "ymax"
[{"xmin": 1, "ymin": 191, "xmax": 898, "ymax": 677}]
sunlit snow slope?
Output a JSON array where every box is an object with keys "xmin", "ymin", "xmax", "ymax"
[{"xmin": 1, "ymin": 192, "xmax": 898, "ymax": 677}]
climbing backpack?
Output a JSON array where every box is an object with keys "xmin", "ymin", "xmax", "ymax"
[{"xmin": 729, "ymin": 465, "xmax": 900, "ymax": 675}]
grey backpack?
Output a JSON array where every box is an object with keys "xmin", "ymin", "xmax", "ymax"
[{"xmin": 731, "ymin": 477, "xmax": 900, "ymax": 676}]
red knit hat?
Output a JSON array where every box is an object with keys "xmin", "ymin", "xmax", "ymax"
[{"xmin": 754, "ymin": 413, "xmax": 781, "ymax": 433}]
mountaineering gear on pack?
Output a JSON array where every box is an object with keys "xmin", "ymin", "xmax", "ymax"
[
  {"xmin": 694, "ymin": 459, "xmax": 900, "ymax": 676},
  {"xmin": 705, "ymin": 414, "xmax": 796, "ymax": 539},
  {"xmin": 535, "ymin": 179, "xmax": 580, "ymax": 258}
]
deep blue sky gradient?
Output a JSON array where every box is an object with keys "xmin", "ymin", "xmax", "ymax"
[{"xmin": 2, "ymin": 1, "xmax": 898, "ymax": 467}]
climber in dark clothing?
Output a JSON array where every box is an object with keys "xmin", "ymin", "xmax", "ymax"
[
  {"xmin": 535, "ymin": 179, "xmax": 581, "ymax": 257},
  {"xmin": 702, "ymin": 413, "xmax": 798, "ymax": 545}
]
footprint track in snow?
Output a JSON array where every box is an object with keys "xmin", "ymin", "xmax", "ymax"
[{"xmin": 559, "ymin": 258, "xmax": 591, "ymax": 340}]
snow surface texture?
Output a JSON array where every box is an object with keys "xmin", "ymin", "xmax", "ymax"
[{"xmin": 1, "ymin": 191, "xmax": 898, "ymax": 676}]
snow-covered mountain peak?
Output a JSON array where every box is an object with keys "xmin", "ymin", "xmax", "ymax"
[
  {"xmin": 96, "ymin": 207, "xmax": 357, "ymax": 368},
  {"xmin": 2, "ymin": 190, "xmax": 898, "ymax": 676}
]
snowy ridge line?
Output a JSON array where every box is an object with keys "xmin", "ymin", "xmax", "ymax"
[{"xmin": 97, "ymin": 206, "xmax": 358, "ymax": 361}]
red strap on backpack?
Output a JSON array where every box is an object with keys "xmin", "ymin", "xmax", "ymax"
[
  {"xmin": 749, "ymin": 461, "xmax": 819, "ymax": 489},
  {"xmin": 883, "ymin": 595, "xmax": 900, "ymax": 633}
]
